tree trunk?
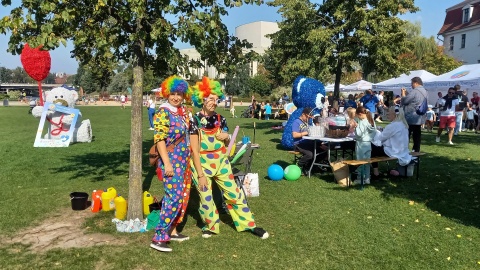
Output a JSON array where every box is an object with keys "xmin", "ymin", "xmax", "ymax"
[
  {"xmin": 127, "ymin": 40, "xmax": 145, "ymax": 220},
  {"xmin": 334, "ymin": 57, "xmax": 343, "ymax": 100}
]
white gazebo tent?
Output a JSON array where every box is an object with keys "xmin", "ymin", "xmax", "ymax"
[
  {"xmin": 374, "ymin": 70, "xmax": 438, "ymax": 97},
  {"xmin": 421, "ymin": 64, "xmax": 480, "ymax": 106},
  {"xmin": 424, "ymin": 64, "xmax": 480, "ymax": 95},
  {"xmin": 325, "ymin": 83, "xmax": 346, "ymax": 92},
  {"xmin": 343, "ymin": 80, "xmax": 373, "ymax": 91}
]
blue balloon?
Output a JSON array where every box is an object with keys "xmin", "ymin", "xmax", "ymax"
[{"xmin": 268, "ymin": 164, "xmax": 284, "ymax": 181}]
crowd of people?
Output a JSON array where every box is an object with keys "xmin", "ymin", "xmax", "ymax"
[
  {"xmin": 256, "ymin": 76, "xmax": 479, "ymax": 184},
  {"xmin": 149, "ymin": 75, "xmax": 479, "ymax": 199},
  {"xmin": 434, "ymin": 85, "xmax": 479, "ymax": 144},
  {"xmin": 149, "ymin": 76, "xmax": 269, "ymax": 253},
  {"xmin": 246, "ymin": 93, "xmax": 290, "ymax": 120},
  {"xmin": 289, "ymin": 76, "xmax": 480, "ymax": 184}
]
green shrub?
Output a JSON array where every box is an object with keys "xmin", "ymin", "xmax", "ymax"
[{"xmin": 7, "ymin": 90, "xmax": 20, "ymax": 100}]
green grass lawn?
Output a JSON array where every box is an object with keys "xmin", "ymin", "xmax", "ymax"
[{"xmin": 0, "ymin": 105, "xmax": 479, "ymax": 269}]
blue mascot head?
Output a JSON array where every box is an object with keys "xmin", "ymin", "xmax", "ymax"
[{"xmin": 281, "ymin": 75, "xmax": 326, "ymax": 150}]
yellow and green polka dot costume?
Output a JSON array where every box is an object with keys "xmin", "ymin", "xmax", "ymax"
[{"xmin": 190, "ymin": 112, "xmax": 256, "ymax": 234}]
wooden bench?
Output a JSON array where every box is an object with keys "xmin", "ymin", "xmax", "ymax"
[
  {"xmin": 288, "ymin": 150, "xmax": 302, "ymax": 163},
  {"xmin": 341, "ymin": 152, "xmax": 426, "ymax": 187}
]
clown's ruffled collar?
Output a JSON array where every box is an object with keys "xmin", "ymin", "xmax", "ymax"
[{"xmin": 159, "ymin": 102, "xmax": 187, "ymax": 116}]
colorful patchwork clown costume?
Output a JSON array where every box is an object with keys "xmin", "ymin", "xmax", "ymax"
[
  {"xmin": 189, "ymin": 77, "xmax": 269, "ymax": 239},
  {"xmin": 151, "ymin": 76, "xmax": 193, "ymax": 251}
]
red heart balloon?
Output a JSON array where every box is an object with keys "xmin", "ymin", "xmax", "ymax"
[{"xmin": 20, "ymin": 43, "xmax": 51, "ymax": 81}]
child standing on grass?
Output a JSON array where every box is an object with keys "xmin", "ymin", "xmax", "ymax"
[
  {"xmin": 354, "ymin": 106, "xmax": 377, "ymax": 185},
  {"xmin": 264, "ymin": 101, "xmax": 272, "ymax": 120},
  {"xmin": 230, "ymin": 104, "xmax": 236, "ymax": 118},
  {"xmin": 465, "ymin": 103, "xmax": 476, "ymax": 131},
  {"xmin": 425, "ymin": 105, "xmax": 436, "ymax": 133},
  {"xmin": 346, "ymin": 107, "xmax": 356, "ymax": 137}
]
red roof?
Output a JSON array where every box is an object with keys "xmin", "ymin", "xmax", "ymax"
[{"xmin": 438, "ymin": 2, "xmax": 480, "ymax": 35}]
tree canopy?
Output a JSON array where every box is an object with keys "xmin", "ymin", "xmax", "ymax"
[
  {"xmin": 0, "ymin": 0, "xmax": 261, "ymax": 219},
  {"xmin": 266, "ymin": 0, "xmax": 418, "ymax": 98},
  {"xmin": 396, "ymin": 21, "xmax": 461, "ymax": 76}
]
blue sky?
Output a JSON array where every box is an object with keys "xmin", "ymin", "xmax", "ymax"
[{"xmin": 0, "ymin": 0, "xmax": 454, "ymax": 74}]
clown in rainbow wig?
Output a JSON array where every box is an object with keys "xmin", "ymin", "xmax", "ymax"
[
  {"xmin": 150, "ymin": 75, "xmax": 203, "ymax": 253},
  {"xmin": 160, "ymin": 75, "xmax": 192, "ymax": 101},
  {"xmin": 189, "ymin": 76, "xmax": 269, "ymax": 240}
]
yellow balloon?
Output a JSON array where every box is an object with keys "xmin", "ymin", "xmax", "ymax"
[{"xmin": 230, "ymin": 143, "xmax": 236, "ymax": 157}]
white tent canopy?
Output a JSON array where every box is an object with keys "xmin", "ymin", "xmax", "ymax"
[
  {"xmin": 344, "ymin": 80, "xmax": 373, "ymax": 91},
  {"xmin": 424, "ymin": 64, "xmax": 480, "ymax": 93},
  {"xmin": 374, "ymin": 70, "xmax": 438, "ymax": 96},
  {"xmin": 151, "ymin": 88, "xmax": 161, "ymax": 92},
  {"xmin": 325, "ymin": 83, "xmax": 346, "ymax": 92}
]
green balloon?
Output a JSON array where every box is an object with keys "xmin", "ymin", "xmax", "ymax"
[
  {"xmin": 284, "ymin": 165, "xmax": 301, "ymax": 181},
  {"xmin": 231, "ymin": 149, "xmax": 246, "ymax": 164}
]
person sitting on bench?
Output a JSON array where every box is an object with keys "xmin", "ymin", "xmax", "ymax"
[
  {"xmin": 371, "ymin": 106, "xmax": 412, "ymax": 178},
  {"xmin": 291, "ymin": 107, "xmax": 327, "ymax": 175}
]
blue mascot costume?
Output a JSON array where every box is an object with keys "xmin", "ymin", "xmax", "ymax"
[{"xmin": 281, "ymin": 76, "xmax": 326, "ymax": 150}]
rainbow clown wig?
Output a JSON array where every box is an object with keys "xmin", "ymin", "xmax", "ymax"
[
  {"xmin": 160, "ymin": 75, "xmax": 192, "ymax": 101},
  {"xmin": 191, "ymin": 76, "xmax": 224, "ymax": 108}
]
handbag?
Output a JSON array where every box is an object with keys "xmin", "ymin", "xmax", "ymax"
[
  {"xmin": 149, "ymin": 145, "xmax": 160, "ymax": 167},
  {"xmin": 146, "ymin": 210, "xmax": 160, "ymax": 231},
  {"xmin": 149, "ymin": 134, "xmax": 186, "ymax": 167},
  {"xmin": 146, "ymin": 197, "xmax": 162, "ymax": 230},
  {"xmin": 415, "ymin": 90, "xmax": 428, "ymax": 115}
]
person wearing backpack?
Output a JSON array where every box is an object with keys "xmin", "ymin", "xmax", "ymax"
[{"xmin": 400, "ymin": 77, "xmax": 427, "ymax": 152}]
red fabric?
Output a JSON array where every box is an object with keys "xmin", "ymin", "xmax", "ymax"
[
  {"xmin": 471, "ymin": 96, "xmax": 480, "ymax": 106},
  {"xmin": 439, "ymin": 116, "xmax": 456, "ymax": 129},
  {"xmin": 20, "ymin": 44, "xmax": 51, "ymax": 106},
  {"xmin": 20, "ymin": 44, "xmax": 51, "ymax": 81},
  {"xmin": 156, "ymin": 167, "xmax": 164, "ymax": 181}
]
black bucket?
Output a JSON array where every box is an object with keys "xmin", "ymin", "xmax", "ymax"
[
  {"xmin": 70, "ymin": 192, "xmax": 89, "ymax": 210},
  {"xmin": 149, "ymin": 199, "xmax": 163, "ymax": 213}
]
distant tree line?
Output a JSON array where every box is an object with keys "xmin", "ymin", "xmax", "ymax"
[{"xmin": 0, "ymin": 66, "xmax": 58, "ymax": 84}]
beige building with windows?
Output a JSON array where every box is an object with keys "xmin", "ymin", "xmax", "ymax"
[
  {"xmin": 438, "ymin": 0, "xmax": 480, "ymax": 63},
  {"xmin": 180, "ymin": 21, "xmax": 279, "ymax": 79}
]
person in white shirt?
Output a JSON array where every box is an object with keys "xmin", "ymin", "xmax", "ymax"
[
  {"xmin": 436, "ymin": 87, "xmax": 460, "ymax": 145},
  {"xmin": 375, "ymin": 91, "xmax": 386, "ymax": 122},
  {"xmin": 434, "ymin": 91, "xmax": 443, "ymax": 121},
  {"xmin": 120, "ymin": 95, "xmax": 126, "ymax": 109},
  {"xmin": 147, "ymin": 95, "xmax": 156, "ymax": 130},
  {"xmin": 370, "ymin": 106, "xmax": 412, "ymax": 178}
]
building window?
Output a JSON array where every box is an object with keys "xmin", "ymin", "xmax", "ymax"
[
  {"xmin": 461, "ymin": 34, "xmax": 466, "ymax": 48},
  {"xmin": 463, "ymin": 8, "xmax": 470, "ymax": 23},
  {"xmin": 449, "ymin": 36, "xmax": 454, "ymax": 50}
]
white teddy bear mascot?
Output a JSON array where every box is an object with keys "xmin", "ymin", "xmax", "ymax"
[{"xmin": 32, "ymin": 86, "xmax": 92, "ymax": 143}]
